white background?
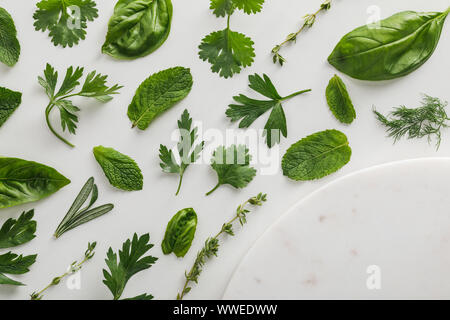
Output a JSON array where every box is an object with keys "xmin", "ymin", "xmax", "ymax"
[{"xmin": 0, "ymin": 0, "xmax": 449, "ymax": 300}]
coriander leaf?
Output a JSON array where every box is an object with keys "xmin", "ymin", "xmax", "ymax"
[
  {"xmin": 206, "ymin": 145, "xmax": 256, "ymax": 195},
  {"xmin": 0, "ymin": 86, "xmax": 22, "ymax": 129},
  {"xmin": 199, "ymin": 29, "xmax": 255, "ymax": 79},
  {"xmin": 93, "ymin": 146, "xmax": 143, "ymax": 191},
  {"xmin": 162, "ymin": 208, "xmax": 197, "ymax": 258},
  {"xmin": 0, "ymin": 210, "xmax": 36, "ymax": 249},
  {"xmin": 159, "ymin": 109, "xmax": 205, "ymax": 195},
  {"xmin": 0, "ymin": 252, "xmax": 37, "ymax": 286},
  {"xmin": 326, "ymin": 74, "xmax": 356, "ymax": 124},
  {"xmin": 282, "ymin": 129, "xmax": 352, "ymax": 181},
  {"xmin": 232, "ymin": 0, "xmax": 265, "ymax": 14},
  {"xmin": 103, "ymin": 233, "xmax": 158, "ymax": 300},
  {"xmin": 210, "ymin": 0, "xmax": 234, "ymax": 17},
  {"xmin": 0, "ymin": 7, "xmax": 20, "ymax": 67},
  {"xmin": 33, "ymin": 0, "xmax": 98, "ymax": 48},
  {"xmin": 226, "ymin": 74, "xmax": 311, "ymax": 147},
  {"xmin": 128, "ymin": 67, "xmax": 193, "ymax": 130}
]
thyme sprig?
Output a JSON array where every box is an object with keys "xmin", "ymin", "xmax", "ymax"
[
  {"xmin": 30, "ymin": 242, "xmax": 96, "ymax": 300},
  {"xmin": 177, "ymin": 193, "xmax": 267, "ymax": 300},
  {"xmin": 272, "ymin": 0, "xmax": 332, "ymax": 66},
  {"xmin": 374, "ymin": 95, "xmax": 449, "ymax": 150}
]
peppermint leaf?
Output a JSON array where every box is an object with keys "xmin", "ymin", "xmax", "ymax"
[
  {"xmin": 0, "ymin": 7, "xmax": 20, "ymax": 67},
  {"xmin": 326, "ymin": 74, "xmax": 356, "ymax": 124},
  {"xmin": 0, "ymin": 86, "xmax": 22, "ymax": 129}
]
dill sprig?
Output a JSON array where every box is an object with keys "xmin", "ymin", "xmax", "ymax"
[
  {"xmin": 271, "ymin": 0, "xmax": 332, "ymax": 66},
  {"xmin": 30, "ymin": 242, "xmax": 96, "ymax": 300},
  {"xmin": 177, "ymin": 193, "xmax": 267, "ymax": 300},
  {"xmin": 374, "ymin": 95, "xmax": 449, "ymax": 150}
]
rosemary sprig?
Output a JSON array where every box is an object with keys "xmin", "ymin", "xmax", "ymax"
[
  {"xmin": 272, "ymin": 0, "xmax": 332, "ymax": 66},
  {"xmin": 374, "ymin": 95, "xmax": 449, "ymax": 150},
  {"xmin": 30, "ymin": 242, "xmax": 96, "ymax": 300},
  {"xmin": 54, "ymin": 177, "xmax": 114, "ymax": 238},
  {"xmin": 177, "ymin": 193, "xmax": 267, "ymax": 300}
]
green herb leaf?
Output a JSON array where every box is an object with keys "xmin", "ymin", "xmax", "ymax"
[
  {"xmin": 282, "ymin": 129, "xmax": 352, "ymax": 181},
  {"xmin": 103, "ymin": 233, "xmax": 158, "ymax": 300},
  {"xmin": 328, "ymin": 8, "xmax": 450, "ymax": 80},
  {"xmin": 124, "ymin": 293, "xmax": 154, "ymax": 300},
  {"xmin": 206, "ymin": 145, "xmax": 256, "ymax": 195},
  {"xmin": 325, "ymin": 74, "xmax": 356, "ymax": 124},
  {"xmin": 0, "ymin": 210, "xmax": 36, "ymax": 249},
  {"xmin": 0, "ymin": 157, "xmax": 70, "ymax": 209},
  {"xmin": 226, "ymin": 74, "xmax": 311, "ymax": 147},
  {"xmin": 162, "ymin": 208, "xmax": 197, "ymax": 258},
  {"xmin": 93, "ymin": 146, "xmax": 143, "ymax": 191},
  {"xmin": 102, "ymin": 0, "xmax": 172, "ymax": 60},
  {"xmin": 127, "ymin": 67, "xmax": 193, "ymax": 130},
  {"xmin": 33, "ymin": 0, "xmax": 98, "ymax": 48},
  {"xmin": 159, "ymin": 109, "xmax": 205, "ymax": 195},
  {"xmin": 0, "ymin": 7, "xmax": 20, "ymax": 67},
  {"xmin": 232, "ymin": 0, "xmax": 265, "ymax": 15},
  {"xmin": 210, "ymin": 0, "xmax": 234, "ymax": 17},
  {"xmin": 0, "ymin": 252, "xmax": 37, "ymax": 286},
  {"xmin": 0, "ymin": 86, "xmax": 22, "ymax": 128},
  {"xmin": 199, "ymin": 29, "xmax": 255, "ymax": 79}
]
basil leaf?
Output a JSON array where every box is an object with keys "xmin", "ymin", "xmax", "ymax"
[
  {"xmin": 162, "ymin": 208, "xmax": 197, "ymax": 258},
  {"xmin": 102, "ymin": 0, "xmax": 173, "ymax": 60},
  {"xmin": 0, "ymin": 86, "xmax": 22, "ymax": 128},
  {"xmin": 127, "ymin": 67, "xmax": 193, "ymax": 130},
  {"xmin": 0, "ymin": 7, "xmax": 20, "ymax": 67},
  {"xmin": 325, "ymin": 75, "xmax": 356, "ymax": 124},
  {"xmin": 328, "ymin": 8, "xmax": 450, "ymax": 80},
  {"xmin": 93, "ymin": 146, "xmax": 143, "ymax": 191},
  {"xmin": 0, "ymin": 157, "xmax": 70, "ymax": 209},
  {"xmin": 282, "ymin": 130, "xmax": 352, "ymax": 181}
]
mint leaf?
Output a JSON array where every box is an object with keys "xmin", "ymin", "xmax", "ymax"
[
  {"xmin": 199, "ymin": 29, "xmax": 255, "ymax": 79},
  {"xmin": 0, "ymin": 252, "xmax": 37, "ymax": 286},
  {"xmin": 0, "ymin": 7, "xmax": 20, "ymax": 67},
  {"xmin": 282, "ymin": 129, "xmax": 352, "ymax": 181},
  {"xmin": 33, "ymin": 0, "xmax": 98, "ymax": 48},
  {"xmin": 93, "ymin": 146, "xmax": 143, "ymax": 191},
  {"xmin": 0, "ymin": 210, "xmax": 36, "ymax": 249},
  {"xmin": 0, "ymin": 86, "xmax": 22, "ymax": 128},
  {"xmin": 326, "ymin": 74, "xmax": 356, "ymax": 124},
  {"xmin": 206, "ymin": 145, "xmax": 256, "ymax": 195},
  {"xmin": 226, "ymin": 74, "xmax": 311, "ymax": 147},
  {"xmin": 128, "ymin": 67, "xmax": 193, "ymax": 130},
  {"xmin": 103, "ymin": 233, "xmax": 158, "ymax": 300},
  {"xmin": 159, "ymin": 109, "xmax": 205, "ymax": 195}
]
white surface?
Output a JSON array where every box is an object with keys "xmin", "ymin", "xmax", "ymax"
[
  {"xmin": 224, "ymin": 158, "xmax": 450, "ymax": 300},
  {"xmin": 0, "ymin": 0, "xmax": 449, "ymax": 300}
]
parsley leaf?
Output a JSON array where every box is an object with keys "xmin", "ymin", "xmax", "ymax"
[
  {"xmin": 38, "ymin": 63, "xmax": 122, "ymax": 147},
  {"xmin": 226, "ymin": 74, "xmax": 311, "ymax": 147},
  {"xmin": 0, "ymin": 210, "xmax": 36, "ymax": 249},
  {"xmin": 103, "ymin": 233, "xmax": 158, "ymax": 300},
  {"xmin": 206, "ymin": 145, "xmax": 256, "ymax": 196},
  {"xmin": 199, "ymin": 29, "xmax": 255, "ymax": 79},
  {"xmin": 160, "ymin": 109, "xmax": 205, "ymax": 195},
  {"xmin": 33, "ymin": 0, "xmax": 98, "ymax": 48},
  {"xmin": 0, "ymin": 86, "xmax": 22, "ymax": 129},
  {"xmin": 0, "ymin": 7, "xmax": 20, "ymax": 67},
  {"xmin": 0, "ymin": 252, "xmax": 37, "ymax": 286}
]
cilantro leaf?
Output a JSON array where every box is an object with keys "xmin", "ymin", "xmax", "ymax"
[
  {"xmin": 33, "ymin": 0, "xmax": 98, "ymax": 48},
  {"xmin": 0, "ymin": 210, "xmax": 36, "ymax": 249},
  {"xmin": 206, "ymin": 145, "xmax": 256, "ymax": 195},
  {"xmin": 199, "ymin": 29, "xmax": 255, "ymax": 79},
  {"xmin": 102, "ymin": 233, "xmax": 158, "ymax": 300},
  {"xmin": 210, "ymin": 0, "xmax": 264, "ymax": 17},
  {"xmin": 0, "ymin": 86, "xmax": 22, "ymax": 129},
  {"xmin": 0, "ymin": 7, "xmax": 20, "ymax": 67},
  {"xmin": 232, "ymin": 0, "xmax": 265, "ymax": 14},
  {"xmin": 0, "ymin": 252, "xmax": 37, "ymax": 286},
  {"xmin": 226, "ymin": 74, "xmax": 311, "ymax": 147},
  {"xmin": 160, "ymin": 109, "xmax": 205, "ymax": 195},
  {"xmin": 210, "ymin": 0, "xmax": 234, "ymax": 17}
]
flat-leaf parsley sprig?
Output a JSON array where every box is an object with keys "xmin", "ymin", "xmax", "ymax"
[
  {"xmin": 177, "ymin": 193, "xmax": 267, "ymax": 300},
  {"xmin": 374, "ymin": 94, "xmax": 449, "ymax": 150},
  {"xmin": 39, "ymin": 63, "xmax": 122, "ymax": 147}
]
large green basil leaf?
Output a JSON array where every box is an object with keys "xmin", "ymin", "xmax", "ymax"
[
  {"xmin": 328, "ymin": 8, "xmax": 450, "ymax": 81},
  {"xmin": 0, "ymin": 158, "xmax": 70, "ymax": 209},
  {"xmin": 102, "ymin": 0, "xmax": 173, "ymax": 60},
  {"xmin": 162, "ymin": 208, "xmax": 197, "ymax": 258}
]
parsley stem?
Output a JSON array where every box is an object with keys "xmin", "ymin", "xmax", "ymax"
[
  {"xmin": 282, "ymin": 88, "xmax": 312, "ymax": 101},
  {"xmin": 175, "ymin": 173, "xmax": 184, "ymax": 196},
  {"xmin": 205, "ymin": 182, "xmax": 221, "ymax": 196},
  {"xmin": 45, "ymin": 102, "xmax": 75, "ymax": 148}
]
